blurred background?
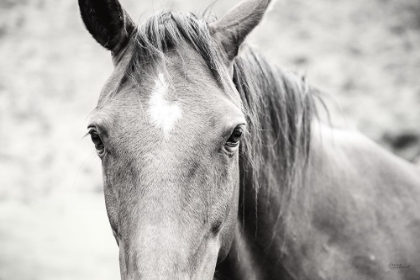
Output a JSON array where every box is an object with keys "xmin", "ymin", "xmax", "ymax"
[{"xmin": 0, "ymin": 0, "xmax": 419, "ymax": 279}]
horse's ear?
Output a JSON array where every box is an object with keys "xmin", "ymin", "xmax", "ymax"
[
  {"xmin": 209, "ymin": 0, "xmax": 272, "ymax": 62},
  {"xmin": 78, "ymin": 0, "xmax": 135, "ymax": 53}
]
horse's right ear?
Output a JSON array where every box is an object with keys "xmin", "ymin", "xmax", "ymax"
[{"xmin": 78, "ymin": 0, "xmax": 135, "ymax": 53}]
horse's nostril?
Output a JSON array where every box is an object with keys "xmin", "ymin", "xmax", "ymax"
[{"xmin": 211, "ymin": 220, "xmax": 223, "ymax": 235}]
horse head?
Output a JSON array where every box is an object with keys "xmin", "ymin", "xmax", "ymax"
[{"xmin": 78, "ymin": 0, "xmax": 272, "ymax": 278}]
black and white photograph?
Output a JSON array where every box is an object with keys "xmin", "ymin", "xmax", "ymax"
[{"xmin": 1, "ymin": 0, "xmax": 419, "ymax": 279}]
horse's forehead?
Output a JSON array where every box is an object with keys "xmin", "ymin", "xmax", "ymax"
[
  {"xmin": 93, "ymin": 46, "xmax": 244, "ymax": 139},
  {"xmin": 147, "ymin": 72, "xmax": 183, "ymax": 136}
]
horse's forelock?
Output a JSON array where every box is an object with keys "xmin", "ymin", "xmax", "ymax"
[{"xmin": 116, "ymin": 11, "xmax": 228, "ymax": 92}]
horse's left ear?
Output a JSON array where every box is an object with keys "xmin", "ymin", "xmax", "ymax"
[
  {"xmin": 78, "ymin": 0, "xmax": 135, "ymax": 54},
  {"xmin": 209, "ymin": 0, "xmax": 273, "ymax": 62}
]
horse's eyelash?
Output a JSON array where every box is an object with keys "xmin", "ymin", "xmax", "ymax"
[{"xmin": 82, "ymin": 132, "xmax": 90, "ymax": 139}]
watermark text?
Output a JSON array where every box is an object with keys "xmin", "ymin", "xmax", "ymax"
[{"xmin": 389, "ymin": 263, "xmax": 411, "ymax": 270}]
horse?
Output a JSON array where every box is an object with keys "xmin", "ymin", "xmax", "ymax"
[{"xmin": 78, "ymin": 0, "xmax": 420, "ymax": 279}]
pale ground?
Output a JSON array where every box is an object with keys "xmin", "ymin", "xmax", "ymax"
[{"xmin": 0, "ymin": 0, "xmax": 419, "ymax": 279}]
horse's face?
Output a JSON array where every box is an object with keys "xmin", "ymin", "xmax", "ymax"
[
  {"xmin": 90, "ymin": 47, "xmax": 244, "ymax": 278},
  {"xmin": 79, "ymin": 0, "xmax": 272, "ymax": 278}
]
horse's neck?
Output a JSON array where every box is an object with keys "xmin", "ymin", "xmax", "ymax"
[
  {"xmin": 224, "ymin": 121, "xmax": 420, "ymax": 279},
  {"xmin": 220, "ymin": 49, "xmax": 420, "ymax": 280}
]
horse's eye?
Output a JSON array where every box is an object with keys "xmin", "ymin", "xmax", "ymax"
[
  {"xmin": 89, "ymin": 129, "xmax": 105, "ymax": 155},
  {"xmin": 225, "ymin": 126, "xmax": 244, "ymax": 152}
]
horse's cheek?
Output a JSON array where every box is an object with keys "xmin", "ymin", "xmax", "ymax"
[
  {"xmin": 102, "ymin": 155, "xmax": 124, "ymax": 240},
  {"xmin": 217, "ymin": 155, "xmax": 241, "ymax": 261}
]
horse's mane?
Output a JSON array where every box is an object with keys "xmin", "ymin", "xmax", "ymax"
[
  {"xmin": 233, "ymin": 49, "xmax": 319, "ymax": 215},
  {"xmin": 120, "ymin": 11, "xmax": 320, "ymax": 213}
]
